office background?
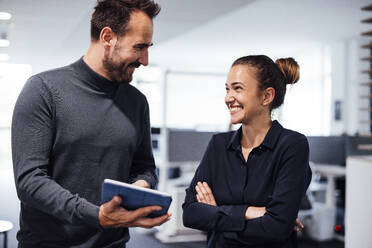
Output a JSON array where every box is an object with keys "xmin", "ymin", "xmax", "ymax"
[{"xmin": 0, "ymin": 0, "xmax": 371, "ymax": 247}]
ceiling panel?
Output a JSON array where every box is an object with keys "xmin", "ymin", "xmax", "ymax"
[{"xmin": 0, "ymin": 0, "xmax": 252, "ymax": 73}]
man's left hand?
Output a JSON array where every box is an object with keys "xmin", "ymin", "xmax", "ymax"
[{"xmin": 132, "ymin": 180, "xmax": 149, "ymax": 188}]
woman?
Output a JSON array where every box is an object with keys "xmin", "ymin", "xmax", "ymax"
[{"xmin": 182, "ymin": 55, "xmax": 312, "ymax": 248}]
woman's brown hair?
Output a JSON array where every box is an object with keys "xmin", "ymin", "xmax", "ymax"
[{"xmin": 232, "ymin": 55, "xmax": 300, "ymax": 110}]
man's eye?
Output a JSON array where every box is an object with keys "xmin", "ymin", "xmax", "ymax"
[{"xmin": 134, "ymin": 45, "xmax": 146, "ymax": 51}]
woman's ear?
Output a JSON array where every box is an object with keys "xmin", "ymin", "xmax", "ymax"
[{"xmin": 262, "ymin": 87, "xmax": 275, "ymax": 107}]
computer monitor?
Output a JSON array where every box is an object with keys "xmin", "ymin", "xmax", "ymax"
[
  {"xmin": 306, "ymin": 136, "xmax": 346, "ymax": 165},
  {"xmin": 168, "ymin": 129, "xmax": 216, "ymax": 162}
]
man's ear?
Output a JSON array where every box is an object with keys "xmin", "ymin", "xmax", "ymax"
[
  {"xmin": 100, "ymin": 27, "xmax": 116, "ymax": 48},
  {"xmin": 262, "ymin": 87, "xmax": 275, "ymax": 107}
]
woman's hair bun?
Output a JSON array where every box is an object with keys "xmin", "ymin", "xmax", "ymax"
[{"xmin": 275, "ymin": 57, "xmax": 300, "ymax": 85}]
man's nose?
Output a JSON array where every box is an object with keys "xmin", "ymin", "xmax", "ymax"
[{"xmin": 139, "ymin": 49, "xmax": 149, "ymax": 66}]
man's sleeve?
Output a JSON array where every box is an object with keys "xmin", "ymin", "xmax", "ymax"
[
  {"xmin": 182, "ymin": 136, "xmax": 248, "ymax": 232},
  {"xmin": 224, "ymin": 135, "xmax": 312, "ymax": 244},
  {"xmin": 12, "ymin": 76, "xmax": 100, "ymax": 228},
  {"xmin": 129, "ymin": 98, "xmax": 158, "ymax": 189}
]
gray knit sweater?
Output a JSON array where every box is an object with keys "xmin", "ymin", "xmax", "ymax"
[{"xmin": 12, "ymin": 58, "xmax": 157, "ymax": 248}]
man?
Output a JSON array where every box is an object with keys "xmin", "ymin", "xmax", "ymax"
[{"xmin": 11, "ymin": 0, "xmax": 170, "ymax": 247}]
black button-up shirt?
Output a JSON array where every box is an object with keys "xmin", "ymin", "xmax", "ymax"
[{"xmin": 183, "ymin": 121, "xmax": 312, "ymax": 248}]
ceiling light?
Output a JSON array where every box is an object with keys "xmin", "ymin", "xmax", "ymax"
[
  {"xmin": 0, "ymin": 12, "xmax": 12, "ymax": 20},
  {"xmin": 0, "ymin": 39, "xmax": 9, "ymax": 47}
]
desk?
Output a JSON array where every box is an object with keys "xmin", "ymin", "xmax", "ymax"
[
  {"xmin": 308, "ymin": 163, "xmax": 346, "ymax": 241},
  {"xmin": 310, "ymin": 163, "xmax": 345, "ymax": 207},
  {"xmin": 0, "ymin": 221, "xmax": 13, "ymax": 248}
]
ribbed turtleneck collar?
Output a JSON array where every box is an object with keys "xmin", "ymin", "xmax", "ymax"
[{"xmin": 71, "ymin": 57, "xmax": 121, "ymax": 93}]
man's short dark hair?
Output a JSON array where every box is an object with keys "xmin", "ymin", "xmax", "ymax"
[{"xmin": 90, "ymin": 0, "xmax": 161, "ymax": 41}]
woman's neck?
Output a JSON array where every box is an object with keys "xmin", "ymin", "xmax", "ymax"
[{"xmin": 241, "ymin": 116, "xmax": 272, "ymax": 149}]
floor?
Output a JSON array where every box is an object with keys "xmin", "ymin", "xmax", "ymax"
[{"xmin": 127, "ymin": 229, "xmax": 344, "ymax": 248}]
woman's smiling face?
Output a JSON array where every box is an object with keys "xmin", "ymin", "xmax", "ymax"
[{"xmin": 225, "ymin": 65, "xmax": 265, "ymax": 125}]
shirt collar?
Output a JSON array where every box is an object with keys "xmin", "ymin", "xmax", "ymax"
[
  {"xmin": 227, "ymin": 126, "xmax": 242, "ymax": 151},
  {"xmin": 227, "ymin": 120, "xmax": 283, "ymax": 151},
  {"xmin": 71, "ymin": 57, "xmax": 120, "ymax": 93},
  {"xmin": 261, "ymin": 120, "xmax": 283, "ymax": 150}
]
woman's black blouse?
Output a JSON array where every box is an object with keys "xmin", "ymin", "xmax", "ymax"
[{"xmin": 182, "ymin": 121, "xmax": 312, "ymax": 248}]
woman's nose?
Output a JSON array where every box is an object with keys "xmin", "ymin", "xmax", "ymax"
[{"xmin": 225, "ymin": 92, "xmax": 234, "ymax": 103}]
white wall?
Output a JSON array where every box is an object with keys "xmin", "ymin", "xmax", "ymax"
[
  {"xmin": 0, "ymin": 130, "xmax": 20, "ymax": 248},
  {"xmin": 0, "ymin": 63, "xmax": 31, "ymax": 248},
  {"xmin": 146, "ymin": 0, "xmax": 369, "ymax": 135},
  {"xmin": 146, "ymin": 39, "xmax": 363, "ymax": 136},
  {"xmin": 280, "ymin": 44, "xmax": 330, "ymax": 136}
]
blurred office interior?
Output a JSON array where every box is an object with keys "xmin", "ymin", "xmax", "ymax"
[{"xmin": 0, "ymin": 0, "xmax": 372, "ymax": 247}]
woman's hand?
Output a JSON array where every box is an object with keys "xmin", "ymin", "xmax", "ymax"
[
  {"xmin": 195, "ymin": 182, "xmax": 217, "ymax": 206},
  {"xmin": 245, "ymin": 206, "xmax": 266, "ymax": 220},
  {"xmin": 196, "ymin": 181, "xmax": 305, "ymax": 232},
  {"xmin": 245, "ymin": 206, "xmax": 304, "ymax": 232},
  {"xmin": 294, "ymin": 218, "xmax": 304, "ymax": 232}
]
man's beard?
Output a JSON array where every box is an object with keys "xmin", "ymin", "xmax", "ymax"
[{"xmin": 102, "ymin": 50, "xmax": 140, "ymax": 84}]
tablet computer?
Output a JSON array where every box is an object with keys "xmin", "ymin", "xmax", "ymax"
[{"xmin": 101, "ymin": 179, "xmax": 172, "ymax": 218}]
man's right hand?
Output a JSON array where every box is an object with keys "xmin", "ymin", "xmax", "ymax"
[{"xmin": 98, "ymin": 196, "xmax": 171, "ymax": 228}]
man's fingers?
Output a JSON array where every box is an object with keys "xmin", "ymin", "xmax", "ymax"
[
  {"xmin": 148, "ymin": 213, "xmax": 171, "ymax": 227},
  {"xmin": 113, "ymin": 195, "xmax": 122, "ymax": 204},
  {"xmin": 132, "ymin": 213, "xmax": 171, "ymax": 228},
  {"xmin": 104, "ymin": 195, "xmax": 122, "ymax": 213},
  {"xmin": 130, "ymin": 205, "xmax": 163, "ymax": 220},
  {"xmin": 99, "ymin": 199, "xmax": 167, "ymax": 228},
  {"xmin": 132, "ymin": 180, "xmax": 149, "ymax": 188},
  {"xmin": 99, "ymin": 196, "xmax": 125, "ymax": 227},
  {"xmin": 116, "ymin": 205, "xmax": 162, "ymax": 224}
]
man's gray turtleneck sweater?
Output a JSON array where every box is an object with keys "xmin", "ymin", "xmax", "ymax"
[{"xmin": 12, "ymin": 58, "xmax": 158, "ymax": 248}]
